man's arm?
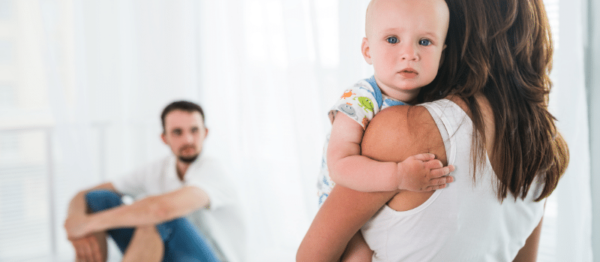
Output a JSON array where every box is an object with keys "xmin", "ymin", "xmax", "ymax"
[
  {"xmin": 64, "ymin": 182, "xmax": 115, "ymax": 262},
  {"xmin": 65, "ymin": 185, "xmax": 210, "ymax": 240},
  {"xmin": 93, "ymin": 185, "xmax": 210, "ymax": 227}
]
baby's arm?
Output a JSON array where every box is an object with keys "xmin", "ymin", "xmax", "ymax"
[{"xmin": 328, "ymin": 113, "xmax": 454, "ymax": 192}]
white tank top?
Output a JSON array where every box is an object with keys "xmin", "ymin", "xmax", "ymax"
[{"xmin": 361, "ymin": 99, "xmax": 545, "ymax": 262}]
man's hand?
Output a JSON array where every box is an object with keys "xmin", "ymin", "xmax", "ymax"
[
  {"xmin": 70, "ymin": 235, "xmax": 103, "ymax": 262},
  {"xmin": 396, "ymin": 153, "xmax": 455, "ymax": 191},
  {"xmin": 64, "ymin": 213, "xmax": 94, "ymax": 240}
]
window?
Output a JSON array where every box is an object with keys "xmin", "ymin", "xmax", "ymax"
[
  {"xmin": 0, "ymin": 0, "xmax": 11, "ymax": 21},
  {"xmin": 538, "ymin": 0, "xmax": 560, "ymax": 261},
  {"xmin": 0, "ymin": 40, "xmax": 13, "ymax": 64},
  {"xmin": 0, "ymin": 83, "xmax": 16, "ymax": 109},
  {"xmin": 0, "ymin": 131, "xmax": 51, "ymax": 261}
]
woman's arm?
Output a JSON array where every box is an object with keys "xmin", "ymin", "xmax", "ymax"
[
  {"xmin": 512, "ymin": 217, "xmax": 543, "ymax": 262},
  {"xmin": 298, "ymin": 105, "xmax": 449, "ymax": 261},
  {"xmin": 341, "ymin": 232, "xmax": 373, "ymax": 262},
  {"xmin": 513, "ymin": 198, "xmax": 545, "ymax": 262},
  {"xmin": 297, "ymin": 186, "xmax": 396, "ymax": 262}
]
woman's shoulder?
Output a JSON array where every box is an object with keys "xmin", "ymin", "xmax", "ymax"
[
  {"xmin": 361, "ymin": 101, "xmax": 450, "ymax": 212},
  {"xmin": 361, "ymin": 94, "xmax": 486, "ymax": 164},
  {"xmin": 361, "ymin": 103, "xmax": 446, "ymax": 165},
  {"xmin": 445, "ymin": 95, "xmax": 469, "ymax": 113},
  {"xmin": 444, "ymin": 94, "xmax": 491, "ymax": 119},
  {"xmin": 368, "ymin": 96, "xmax": 468, "ymax": 123}
]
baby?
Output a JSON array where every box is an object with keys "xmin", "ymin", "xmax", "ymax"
[{"xmin": 316, "ymin": 0, "xmax": 453, "ymax": 259}]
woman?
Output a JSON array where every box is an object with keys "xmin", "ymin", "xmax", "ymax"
[{"xmin": 297, "ymin": 0, "xmax": 569, "ymax": 261}]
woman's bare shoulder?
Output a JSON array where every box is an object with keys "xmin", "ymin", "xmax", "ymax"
[
  {"xmin": 361, "ymin": 103, "xmax": 448, "ymax": 212},
  {"xmin": 446, "ymin": 94, "xmax": 493, "ymax": 120},
  {"xmin": 446, "ymin": 95, "xmax": 469, "ymax": 111},
  {"xmin": 446, "ymin": 94, "xmax": 495, "ymax": 153},
  {"xmin": 361, "ymin": 105, "xmax": 446, "ymax": 165}
]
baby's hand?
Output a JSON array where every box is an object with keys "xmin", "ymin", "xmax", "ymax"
[{"xmin": 396, "ymin": 153, "xmax": 455, "ymax": 191}]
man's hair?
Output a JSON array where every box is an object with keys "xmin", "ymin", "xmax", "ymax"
[{"xmin": 161, "ymin": 101, "xmax": 205, "ymax": 133}]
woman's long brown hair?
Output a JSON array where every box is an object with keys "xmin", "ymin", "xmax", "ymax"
[{"xmin": 419, "ymin": 0, "xmax": 569, "ymax": 201}]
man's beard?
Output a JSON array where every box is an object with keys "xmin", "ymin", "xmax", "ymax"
[
  {"xmin": 178, "ymin": 145, "xmax": 200, "ymax": 163},
  {"xmin": 178, "ymin": 154, "xmax": 199, "ymax": 163}
]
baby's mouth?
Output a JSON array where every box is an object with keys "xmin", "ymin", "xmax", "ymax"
[{"xmin": 399, "ymin": 69, "xmax": 418, "ymax": 78}]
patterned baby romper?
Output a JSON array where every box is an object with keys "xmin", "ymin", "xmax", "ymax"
[{"xmin": 317, "ymin": 76, "xmax": 407, "ymax": 206}]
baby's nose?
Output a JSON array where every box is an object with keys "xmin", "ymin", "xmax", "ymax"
[
  {"xmin": 401, "ymin": 51, "xmax": 418, "ymax": 61},
  {"xmin": 400, "ymin": 45, "xmax": 418, "ymax": 61}
]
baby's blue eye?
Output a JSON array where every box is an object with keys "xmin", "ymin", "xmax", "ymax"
[
  {"xmin": 387, "ymin": 36, "xmax": 398, "ymax": 44},
  {"xmin": 419, "ymin": 39, "xmax": 431, "ymax": 46}
]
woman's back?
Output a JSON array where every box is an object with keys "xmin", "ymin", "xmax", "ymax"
[{"xmin": 361, "ymin": 99, "xmax": 545, "ymax": 261}]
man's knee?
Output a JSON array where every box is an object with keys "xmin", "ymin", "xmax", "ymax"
[
  {"xmin": 156, "ymin": 217, "xmax": 196, "ymax": 242},
  {"xmin": 85, "ymin": 190, "xmax": 123, "ymax": 213}
]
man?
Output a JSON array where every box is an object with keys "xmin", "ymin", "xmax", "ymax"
[{"xmin": 64, "ymin": 101, "xmax": 245, "ymax": 262}]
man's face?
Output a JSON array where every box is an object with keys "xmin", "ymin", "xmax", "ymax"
[{"xmin": 161, "ymin": 110, "xmax": 208, "ymax": 163}]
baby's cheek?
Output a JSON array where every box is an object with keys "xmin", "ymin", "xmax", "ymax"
[{"xmin": 421, "ymin": 61, "xmax": 440, "ymax": 82}]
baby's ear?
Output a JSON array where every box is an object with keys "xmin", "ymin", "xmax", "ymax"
[{"xmin": 361, "ymin": 37, "xmax": 373, "ymax": 65}]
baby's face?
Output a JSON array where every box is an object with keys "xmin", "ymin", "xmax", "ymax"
[{"xmin": 362, "ymin": 0, "xmax": 449, "ymax": 100}]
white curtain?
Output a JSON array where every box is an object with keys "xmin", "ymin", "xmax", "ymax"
[
  {"xmin": 541, "ymin": 0, "xmax": 593, "ymax": 260},
  {"xmin": 0, "ymin": 0, "xmax": 592, "ymax": 261},
  {"xmin": 196, "ymin": 0, "xmax": 330, "ymax": 260}
]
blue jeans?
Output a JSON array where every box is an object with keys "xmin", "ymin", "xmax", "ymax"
[{"xmin": 85, "ymin": 190, "xmax": 220, "ymax": 262}]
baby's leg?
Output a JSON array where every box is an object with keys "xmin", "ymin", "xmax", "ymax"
[{"xmin": 341, "ymin": 231, "xmax": 373, "ymax": 262}]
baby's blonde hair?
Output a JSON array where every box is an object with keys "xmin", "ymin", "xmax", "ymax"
[{"xmin": 364, "ymin": 0, "xmax": 376, "ymax": 37}]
